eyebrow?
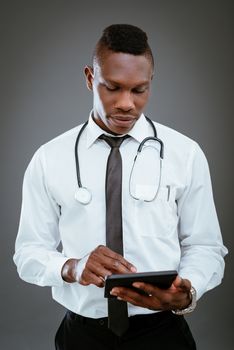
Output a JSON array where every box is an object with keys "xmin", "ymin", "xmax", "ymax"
[{"xmin": 104, "ymin": 79, "xmax": 150, "ymax": 87}]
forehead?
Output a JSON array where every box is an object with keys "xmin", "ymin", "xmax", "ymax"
[{"xmin": 94, "ymin": 51, "xmax": 153, "ymax": 85}]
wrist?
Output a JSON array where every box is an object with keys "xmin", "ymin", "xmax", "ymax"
[
  {"xmin": 75, "ymin": 253, "xmax": 90, "ymax": 283},
  {"xmin": 172, "ymin": 286, "xmax": 197, "ymax": 315},
  {"xmin": 61, "ymin": 258, "xmax": 80, "ymax": 283}
]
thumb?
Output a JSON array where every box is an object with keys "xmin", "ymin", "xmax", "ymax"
[{"xmin": 172, "ymin": 276, "xmax": 191, "ymax": 291}]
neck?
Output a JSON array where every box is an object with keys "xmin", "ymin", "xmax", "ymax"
[{"xmin": 91, "ymin": 113, "xmax": 124, "ymax": 136}]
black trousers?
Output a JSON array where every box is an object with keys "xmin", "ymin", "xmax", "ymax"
[{"xmin": 55, "ymin": 310, "xmax": 196, "ymax": 350}]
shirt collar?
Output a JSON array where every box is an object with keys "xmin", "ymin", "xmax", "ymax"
[{"xmin": 86, "ymin": 112, "xmax": 152, "ymax": 148}]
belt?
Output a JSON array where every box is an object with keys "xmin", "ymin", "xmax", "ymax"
[{"xmin": 67, "ymin": 310, "xmax": 175, "ymax": 329}]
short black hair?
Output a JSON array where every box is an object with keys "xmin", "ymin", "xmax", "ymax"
[{"xmin": 93, "ymin": 24, "xmax": 154, "ymax": 67}]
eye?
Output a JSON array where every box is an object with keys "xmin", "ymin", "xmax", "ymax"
[
  {"xmin": 132, "ymin": 88, "xmax": 147, "ymax": 94},
  {"xmin": 105, "ymin": 85, "xmax": 119, "ymax": 92}
]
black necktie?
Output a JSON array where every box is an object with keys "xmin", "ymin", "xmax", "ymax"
[{"xmin": 100, "ymin": 134, "xmax": 129, "ymax": 336}]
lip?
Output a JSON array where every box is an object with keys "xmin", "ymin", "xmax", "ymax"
[
  {"xmin": 110, "ymin": 115, "xmax": 136, "ymax": 123},
  {"xmin": 110, "ymin": 116, "xmax": 136, "ymax": 128},
  {"xmin": 111, "ymin": 115, "xmax": 135, "ymax": 120}
]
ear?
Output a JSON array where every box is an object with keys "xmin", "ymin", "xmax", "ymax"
[{"xmin": 84, "ymin": 65, "xmax": 94, "ymax": 91}]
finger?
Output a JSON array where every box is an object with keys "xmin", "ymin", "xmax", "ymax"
[
  {"xmin": 102, "ymin": 250, "xmax": 137, "ymax": 273},
  {"xmin": 80, "ymin": 270, "xmax": 105, "ymax": 288},
  {"xmin": 107, "ymin": 257, "xmax": 136, "ymax": 274},
  {"xmin": 92, "ymin": 246, "xmax": 137, "ymax": 273},
  {"xmin": 131, "ymin": 282, "xmax": 178, "ymax": 307},
  {"xmin": 110, "ymin": 287, "xmax": 161, "ymax": 310},
  {"xmin": 172, "ymin": 276, "xmax": 191, "ymax": 291},
  {"xmin": 132, "ymin": 282, "xmax": 162, "ymax": 296},
  {"xmin": 132, "ymin": 280, "xmax": 192, "ymax": 311},
  {"xmin": 85, "ymin": 260, "xmax": 112, "ymax": 278},
  {"xmin": 89, "ymin": 254, "xmax": 129, "ymax": 275}
]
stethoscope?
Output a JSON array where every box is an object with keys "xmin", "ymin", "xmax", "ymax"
[{"xmin": 74, "ymin": 117, "xmax": 164, "ymax": 204}]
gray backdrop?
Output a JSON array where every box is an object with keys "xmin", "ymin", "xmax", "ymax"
[{"xmin": 1, "ymin": 0, "xmax": 233, "ymax": 349}]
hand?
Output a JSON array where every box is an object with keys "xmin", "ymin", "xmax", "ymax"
[
  {"xmin": 61, "ymin": 245, "xmax": 137, "ymax": 287},
  {"xmin": 110, "ymin": 275, "xmax": 192, "ymax": 311}
]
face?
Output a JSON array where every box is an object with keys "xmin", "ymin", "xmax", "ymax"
[{"xmin": 84, "ymin": 50, "xmax": 154, "ymax": 135}]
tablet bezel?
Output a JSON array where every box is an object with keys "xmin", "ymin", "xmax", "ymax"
[{"xmin": 104, "ymin": 270, "xmax": 178, "ymax": 298}]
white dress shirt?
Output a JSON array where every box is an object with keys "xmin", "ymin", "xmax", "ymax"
[{"xmin": 14, "ymin": 113, "xmax": 227, "ymax": 318}]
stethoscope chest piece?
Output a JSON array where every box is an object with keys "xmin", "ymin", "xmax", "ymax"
[{"xmin": 74, "ymin": 187, "xmax": 92, "ymax": 205}]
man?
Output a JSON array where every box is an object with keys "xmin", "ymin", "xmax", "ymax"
[{"xmin": 14, "ymin": 24, "xmax": 227, "ymax": 349}]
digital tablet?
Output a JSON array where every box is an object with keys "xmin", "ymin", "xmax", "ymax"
[{"xmin": 104, "ymin": 270, "xmax": 177, "ymax": 298}]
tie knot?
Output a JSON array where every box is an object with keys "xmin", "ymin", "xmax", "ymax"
[{"xmin": 99, "ymin": 134, "xmax": 129, "ymax": 148}]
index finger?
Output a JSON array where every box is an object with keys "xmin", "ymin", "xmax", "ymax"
[
  {"xmin": 98, "ymin": 246, "xmax": 137, "ymax": 273},
  {"xmin": 107, "ymin": 252, "xmax": 137, "ymax": 273}
]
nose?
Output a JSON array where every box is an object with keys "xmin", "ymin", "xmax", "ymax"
[{"xmin": 115, "ymin": 91, "xmax": 134, "ymax": 112}]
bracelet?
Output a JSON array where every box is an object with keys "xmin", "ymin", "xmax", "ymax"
[{"xmin": 172, "ymin": 286, "xmax": 197, "ymax": 315}]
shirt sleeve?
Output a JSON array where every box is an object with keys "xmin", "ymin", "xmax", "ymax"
[
  {"xmin": 177, "ymin": 142, "xmax": 228, "ymax": 299},
  {"xmin": 13, "ymin": 146, "xmax": 69, "ymax": 287}
]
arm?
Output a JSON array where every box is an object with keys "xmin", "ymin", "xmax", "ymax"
[
  {"xmin": 110, "ymin": 143, "xmax": 228, "ymax": 310},
  {"xmin": 176, "ymin": 142, "xmax": 228, "ymax": 299},
  {"xmin": 14, "ymin": 147, "xmax": 136, "ymax": 287},
  {"xmin": 13, "ymin": 147, "xmax": 68, "ymax": 287},
  {"xmin": 61, "ymin": 246, "xmax": 137, "ymax": 287}
]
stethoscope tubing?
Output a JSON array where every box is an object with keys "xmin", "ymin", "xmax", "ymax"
[
  {"xmin": 74, "ymin": 116, "xmax": 164, "ymax": 204},
  {"xmin": 74, "ymin": 120, "xmax": 88, "ymax": 188}
]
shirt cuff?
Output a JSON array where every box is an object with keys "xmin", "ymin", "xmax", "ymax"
[
  {"xmin": 42, "ymin": 255, "xmax": 70, "ymax": 287},
  {"xmin": 75, "ymin": 254, "xmax": 90, "ymax": 282},
  {"xmin": 179, "ymin": 271, "xmax": 207, "ymax": 300}
]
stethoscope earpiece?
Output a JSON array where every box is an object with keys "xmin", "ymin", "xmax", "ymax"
[{"xmin": 75, "ymin": 188, "xmax": 92, "ymax": 205}]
